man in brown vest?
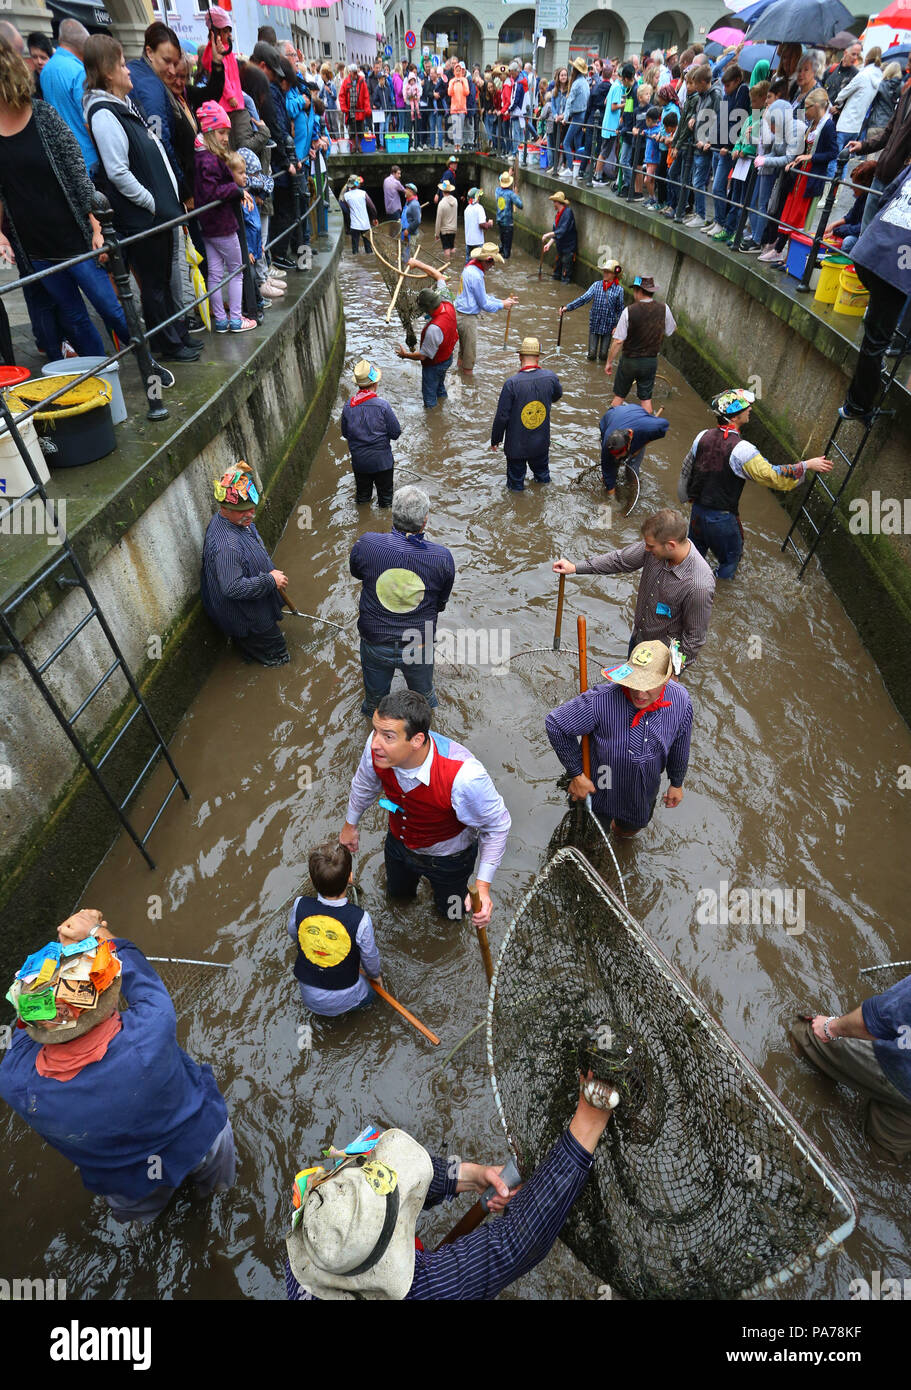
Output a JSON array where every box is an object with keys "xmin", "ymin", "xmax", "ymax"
[{"xmin": 605, "ymin": 274, "xmax": 676, "ymax": 415}]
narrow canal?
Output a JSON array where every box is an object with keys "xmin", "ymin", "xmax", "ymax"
[{"xmin": 4, "ymin": 233, "xmax": 909, "ymax": 1299}]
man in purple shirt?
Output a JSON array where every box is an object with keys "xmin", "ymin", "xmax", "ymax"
[
  {"xmin": 545, "ymin": 639, "xmax": 692, "ymax": 837},
  {"xmin": 284, "ymin": 1070, "xmax": 617, "ymax": 1299},
  {"xmin": 383, "ymin": 164, "xmax": 407, "ymax": 232}
]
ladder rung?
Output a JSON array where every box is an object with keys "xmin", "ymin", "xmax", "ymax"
[
  {"xmin": 96, "ymin": 703, "xmax": 142, "ymax": 770},
  {"xmin": 142, "ymin": 773, "xmax": 183, "ymax": 843},
  {"xmin": 36, "ymin": 607, "xmax": 99, "ymax": 674},
  {"xmin": 830, "ymin": 440, "xmax": 855, "ymax": 466},
  {"xmin": 69, "ymin": 658, "xmax": 122, "ymax": 726},
  {"xmin": 120, "ymin": 741, "xmax": 164, "ymax": 812},
  {"xmin": 812, "ymin": 478, "xmax": 836, "ymax": 503},
  {"xmin": 4, "ymin": 549, "xmax": 70, "ymax": 613},
  {"xmin": 798, "ymin": 509, "xmax": 821, "ymax": 536}
]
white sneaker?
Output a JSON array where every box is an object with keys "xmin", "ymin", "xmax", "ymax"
[
  {"xmin": 684, "ymin": 214, "xmax": 701, "ymax": 226},
  {"xmin": 261, "ymin": 281, "xmax": 286, "ymax": 298},
  {"xmin": 269, "ymin": 266, "xmax": 288, "ymax": 278},
  {"xmin": 701, "ymin": 222, "xmax": 719, "ymax": 235}
]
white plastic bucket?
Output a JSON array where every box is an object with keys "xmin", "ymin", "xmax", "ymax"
[
  {"xmin": 336, "ymin": 137, "xmax": 352, "ymax": 154},
  {"xmin": 0, "ymin": 414, "xmax": 50, "ymax": 494},
  {"xmin": 42, "ymin": 356, "xmax": 126, "ymax": 425}
]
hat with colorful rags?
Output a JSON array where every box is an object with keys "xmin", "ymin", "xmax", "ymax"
[
  {"xmin": 711, "ymin": 387, "xmax": 756, "ymax": 418},
  {"xmin": 214, "ymin": 460, "xmax": 261, "ymax": 512},
  {"xmin": 286, "ymin": 1123, "xmax": 434, "ymax": 1299},
  {"xmin": 8, "ymin": 934, "xmax": 123, "ymax": 1043}
]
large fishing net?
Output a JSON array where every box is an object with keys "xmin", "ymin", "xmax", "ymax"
[
  {"xmin": 368, "ymin": 221, "xmax": 443, "ymax": 349},
  {"xmin": 858, "ymin": 961, "xmax": 911, "ymax": 994},
  {"xmin": 145, "ymin": 957, "xmax": 232, "ymax": 1010},
  {"xmin": 487, "ymin": 848, "xmax": 857, "ymax": 1299}
]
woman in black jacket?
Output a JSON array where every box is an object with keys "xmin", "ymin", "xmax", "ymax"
[{"xmin": 83, "ymin": 33, "xmax": 198, "ymax": 366}]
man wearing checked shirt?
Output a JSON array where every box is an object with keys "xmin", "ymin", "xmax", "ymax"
[
  {"xmin": 339, "ymin": 690, "xmax": 510, "ymax": 927},
  {"xmin": 553, "ymin": 507, "xmax": 715, "ymax": 670}
]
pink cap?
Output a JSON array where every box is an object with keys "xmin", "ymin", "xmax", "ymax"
[
  {"xmin": 207, "ymin": 4, "xmax": 232, "ymax": 29},
  {"xmin": 198, "ymin": 100, "xmax": 231, "ymax": 132}
]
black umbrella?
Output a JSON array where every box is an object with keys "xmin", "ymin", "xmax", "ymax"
[{"xmin": 746, "ymin": 0, "xmax": 854, "ymax": 45}]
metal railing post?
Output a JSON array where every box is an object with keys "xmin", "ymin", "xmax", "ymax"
[
  {"xmin": 290, "ymin": 167, "xmax": 307, "ymax": 269},
  {"xmin": 626, "ymin": 131, "xmax": 644, "ymax": 202},
  {"xmin": 92, "ymin": 193, "xmax": 168, "ymax": 423},
  {"xmin": 796, "ymin": 149, "xmax": 849, "ymax": 294},
  {"xmin": 583, "ymin": 119, "xmax": 596, "ymax": 187}
]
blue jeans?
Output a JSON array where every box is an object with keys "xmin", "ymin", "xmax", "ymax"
[
  {"xmin": 421, "ymin": 353, "xmax": 452, "ymax": 408},
  {"xmin": 750, "ymin": 171, "xmax": 776, "ymax": 243},
  {"xmin": 860, "ymin": 175, "xmax": 886, "ymax": 233},
  {"xmin": 509, "ymin": 114, "xmax": 522, "ymax": 155},
  {"xmin": 836, "ymin": 129, "xmax": 859, "ymax": 152},
  {"xmin": 506, "ymin": 454, "xmax": 551, "ymax": 490},
  {"xmin": 30, "ymin": 255, "xmax": 131, "ymax": 357},
  {"xmin": 562, "ymin": 118, "xmax": 585, "ymax": 166},
  {"xmin": 429, "ymin": 110, "xmax": 443, "ymax": 148},
  {"xmin": 359, "ymin": 636, "xmax": 438, "ymax": 715},
  {"xmin": 693, "ymin": 150, "xmax": 712, "ymax": 219},
  {"xmin": 711, "ymin": 151, "xmax": 733, "ymax": 227},
  {"xmin": 688, "ymin": 504, "xmax": 744, "ymax": 579},
  {"xmin": 384, "ymin": 831, "xmax": 477, "ymax": 919},
  {"xmin": 723, "ymin": 176, "xmax": 746, "ymax": 237},
  {"xmin": 484, "ymin": 112, "xmax": 497, "ymax": 149},
  {"xmin": 617, "ymin": 134, "xmax": 633, "ymax": 189}
]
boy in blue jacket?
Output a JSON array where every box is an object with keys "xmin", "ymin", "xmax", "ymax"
[{"xmin": 495, "ymin": 170, "xmax": 523, "ymax": 260}]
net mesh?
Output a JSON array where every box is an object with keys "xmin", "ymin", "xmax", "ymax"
[
  {"xmin": 487, "ymin": 848, "xmax": 856, "ymax": 1299},
  {"xmin": 145, "ymin": 957, "xmax": 231, "ymax": 1007},
  {"xmin": 369, "ymin": 223, "xmax": 441, "ymax": 349},
  {"xmin": 858, "ymin": 961, "xmax": 911, "ymax": 993}
]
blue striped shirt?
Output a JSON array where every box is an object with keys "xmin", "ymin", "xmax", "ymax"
[
  {"xmin": 564, "ymin": 279, "xmax": 625, "ymax": 336},
  {"xmin": 454, "ymin": 263, "xmax": 504, "ymax": 316},
  {"xmin": 545, "ymin": 681, "xmax": 692, "ymax": 826},
  {"xmin": 200, "ymin": 513, "xmax": 283, "ymax": 638},
  {"xmin": 349, "ymin": 527, "xmax": 455, "ymax": 645},
  {"xmin": 284, "ymin": 1129, "xmax": 594, "ymax": 1300}
]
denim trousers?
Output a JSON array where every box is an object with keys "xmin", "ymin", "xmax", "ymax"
[
  {"xmin": 421, "ymin": 354, "xmax": 452, "ymax": 408},
  {"xmin": 750, "ymin": 172, "xmax": 775, "ymax": 243},
  {"xmin": 711, "ymin": 151, "xmax": 734, "ymax": 226},
  {"xmin": 506, "ymin": 453, "xmax": 551, "ymax": 490},
  {"xmin": 693, "ymin": 150, "xmax": 712, "ymax": 219},
  {"xmin": 359, "ymin": 637, "xmax": 437, "ymax": 714},
  {"xmin": 689, "ymin": 503, "xmax": 744, "ymax": 579},
  {"xmin": 562, "ymin": 119, "xmax": 584, "ymax": 165},
  {"xmin": 384, "ymin": 831, "xmax": 477, "ymax": 919},
  {"xmin": 31, "ymin": 255, "xmax": 131, "ymax": 356},
  {"xmin": 429, "ymin": 110, "xmax": 443, "ymax": 148}
]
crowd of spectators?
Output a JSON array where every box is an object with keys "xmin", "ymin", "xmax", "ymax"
[{"xmin": 0, "ymin": 10, "xmax": 333, "ymax": 383}]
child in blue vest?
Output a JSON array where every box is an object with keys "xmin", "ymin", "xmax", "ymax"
[
  {"xmin": 287, "ymin": 843, "xmax": 382, "ymax": 1017},
  {"xmin": 495, "ymin": 171, "xmax": 523, "ymax": 260}
]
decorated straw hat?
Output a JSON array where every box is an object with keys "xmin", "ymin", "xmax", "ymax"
[
  {"xmin": 549, "ymin": 190, "xmax": 570, "ymax": 205},
  {"xmin": 602, "ymin": 641, "xmax": 673, "ymax": 691},
  {"xmin": 475, "ymin": 241, "xmax": 504, "ymax": 262},
  {"xmin": 632, "ymin": 273, "xmax": 657, "ymax": 294},
  {"xmin": 214, "ymin": 460, "xmax": 262, "ymax": 511},
  {"xmin": 598, "ymin": 253, "xmax": 622, "ymax": 273},
  {"xmin": 711, "ymin": 387, "xmax": 756, "ymax": 417},
  {"xmin": 498, "ymin": 171, "xmax": 514, "ymax": 187},
  {"xmin": 467, "ymin": 186, "xmax": 482, "ymax": 201},
  {"xmin": 9, "ymin": 934, "xmax": 123, "ymax": 1044},
  {"xmin": 437, "ymin": 179, "xmax": 455, "ymax": 192},
  {"xmin": 286, "ymin": 1127, "xmax": 434, "ymax": 1300},
  {"xmin": 353, "ymin": 359, "xmax": 381, "ymax": 387},
  {"xmin": 572, "ymin": 56, "xmax": 588, "ymax": 75},
  {"xmin": 519, "ymin": 336, "xmax": 541, "ymax": 355}
]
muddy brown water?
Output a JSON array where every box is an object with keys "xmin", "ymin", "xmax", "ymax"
[{"xmin": 3, "ymin": 235, "xmax": 910, "ymax": 1300}]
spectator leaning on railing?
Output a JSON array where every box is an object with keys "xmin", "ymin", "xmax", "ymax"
[
  {"xmin": 84, "ymin": 33, "xmax": 200, "ymax": 370},
  {"xmin": 0, "ymin": 37, "xmax": 131, "ymax": 361}
]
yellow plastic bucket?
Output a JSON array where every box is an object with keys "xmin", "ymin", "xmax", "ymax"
[
  {"xmin": 834, "ymin": 266, "xmax": 869, "ymax": 317},
  {"xmin": 814, "ymin": 255, "xmax": 850, "ymax": 305}
]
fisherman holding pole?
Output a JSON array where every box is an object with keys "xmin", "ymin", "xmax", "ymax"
[
  {"xmin": 542, "ymin": 190, "xmax": 576, "ymax": 283},
  {"xmin": 284, "ymin": 1069, "xmax": 617, "ymax": 1299},
  {"xmin": 200, "ymin": 461, "xmax": 291, "ymax": 667},
  {"xmin": 545, "ymin": 639, "xmax": 692, "ymax": 839},
  {"xmin": 454, "ymin": 242, "xmax": 518, "ymax": 375},
  {"xmin": 339, "ymin": 690, "xmax": 511, "ymax": 927},
  {"xmin": 395, "ymin": 257, "xmax": 458, "ymax": 410}
]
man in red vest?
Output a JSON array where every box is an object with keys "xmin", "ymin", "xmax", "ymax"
[
  {"xmin": 339, "ymin": 691, "xmax": 511, "ymax": 927},
  {"xmin": 395, "ymin": 256, "xmax": 458, "ymax": 410}
]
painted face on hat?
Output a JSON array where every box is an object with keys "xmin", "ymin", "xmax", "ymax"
[
  {"xmin": 360, "ymin": 1160, "xmax": 397, "ymax": 1195},
  {"xmin": 298, "ymin": 915, "xmax": 352, "ymax": 968}
]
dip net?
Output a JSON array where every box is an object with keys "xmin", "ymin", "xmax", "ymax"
[
  {"xmin": 145, "ymin": 956, "xmax": 231, "ymax": 1007},
  {"xmin": 368, "ymin": 224, "xmax": 442, "ymax": 350},
  {"xmin": 487, "ymin": 848, "xmax": 857, "ymax": 1299}
]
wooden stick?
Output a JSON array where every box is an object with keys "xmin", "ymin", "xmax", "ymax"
[
  {"xmin": 557, "ymin": 308, "xmax": 564, "ymax": 349},
  {"xmin": 503, "ymin": 304, "xmax": 512, "ymax": 348},
  {"xmin": 435, "ymin": 1154, "xmax": 522, "ymax": 1250},
  {"xmin": 553, "ymin": 573, "xmax": 566, "ymax": 651},
  {"xmin": 537, "ymin": 242, "xmax": 545, "ymax": 280},
  {"xmin": 468, "ymin": 885, "xmax": 494, "ymax": 986},
  {"xmin": 280, "ymin": 587, "xmax": 302, "ymax": 616},
  {"xmin": 578, "ymin": 614, "xmax": 592, "ymax": 782},
  {"xmin": 368, "ymin": 978, "xmax": 440, "ymax": 1045}
]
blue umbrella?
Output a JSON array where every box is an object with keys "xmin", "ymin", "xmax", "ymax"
[
  {"xmin": 746, "ymin": 0, "xmax": 854, "ymax": 44},
  {"xmin": 739, "ymin": 41, "xmax": 779, "ymax": 70},
  {"xmin": 737, "ymin": 0, "xmax": 778, "ymax": 22},
  {"xmin": 884, "ymin": 41, "xmax": 911, "ymax": 59}
]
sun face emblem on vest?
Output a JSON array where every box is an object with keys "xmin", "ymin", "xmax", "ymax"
[
  {"xmin": 520, "ymin": 400, "xmax": 547, "ymax": 430},
  {"xmin": 360, "ymin": 1160, "xmax": 397, "ymax": 1195},
  {"xmin": 298, "ymin": 915, "xmax": 352, "ymax": 968},
  {"xmin": 375, "ymin": 566, "xmax": 427, "ymax": 613},
  {"xmin": 632, "ymin": 647, "xmax": 654, "ymax": 667}
]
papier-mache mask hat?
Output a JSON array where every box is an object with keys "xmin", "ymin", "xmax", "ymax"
[{"xmin": 214, "ymin": 460, "xmax": 261, "ymax": 511}]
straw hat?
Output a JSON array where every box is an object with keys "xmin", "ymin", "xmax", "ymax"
[
  {"xmin": 475, "ymin": 241, "xmax": 504, "ymax": 262},
  {"xmin": 711, "ymin": 388, "xmax": 755, "ymax": 417},
  {"xmin": 549, "ymin": 190, "xmax": 570, "ymax": 205},
  {"xmin": 437, "ymin": 180, "xmax": 454, "ymax": 192},
  {"xmin": 467, "ymin": 186, "xmax": 482, "ymax": 201},
  {"xmin": 353, "ymin": 360, "xmax": 381, "ymax": 387},
  {"xmin": 602, "ymin": 641, "xmax": 673, "ymax": 690},
  {"xmin": 286, "ymin": 1128, "xmax": 434, "ymax": 1300},
  {"xmin": 598, "ymin": 254, "xmax": 621, "ymax": 273},
  {"xmin": 498, "ymin": 171, "xmax": 514, "ymax": 187},
  {"xmin": 572, "ymin": 56, "xmax": 588, "ymax": 75},
  {"xmin": 519, "ymin": 336, "xmax": 540, "ymax": 355}
]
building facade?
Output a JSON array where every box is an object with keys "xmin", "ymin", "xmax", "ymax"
[
  {"xmin": 382, "ymin": 2, "xmax": 748, "ymax": 73},
  {"xmin": 344, "ymin": 0, "xmax": 378, "ymax": 65}
]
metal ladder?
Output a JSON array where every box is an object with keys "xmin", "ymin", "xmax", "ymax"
[
  {"xmin": 782, "ymin": 331, "xmax": 909, "ymax": 578},
  {"xmin": 0, "ymin": 401, "xmax": 189, "ymax": 870}
]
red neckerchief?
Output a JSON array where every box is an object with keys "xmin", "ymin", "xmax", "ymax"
[
  {"xmin": 624, "ymin": 684, "xmax": 672, "ymax": 727},
  {"xmin": 718, "ymin": 423, "xmax": 741, "ymax": 440},
  {"xmin": 519, "ymin": 364, "xmax": 540, "ymax": 372},
  {"xmin": 350, "ymin": 388, "xmax": 377, "ymax": 407},
  {"xmin": 468, "ymin": 258, "xmax": 487, "ymax": 272},
  {"xmin": 35, "ymin": 1011, "xmax": 123, "ymax": 1081},
  {"xmin": 554, "ymin": 204, "xmax": 567, "ymax": 225}
]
